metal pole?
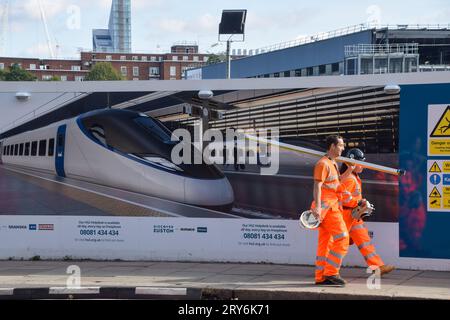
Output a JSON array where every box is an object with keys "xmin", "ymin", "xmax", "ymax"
[
  {"xmin": 226, "ymin": 40, "xmax": 231, "ymax": 79},
  {"xmin": 246, "ymin": 134, "xmax": 406, "ymax": 176}
]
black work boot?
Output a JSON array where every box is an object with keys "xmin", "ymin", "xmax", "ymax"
[{"xmin": 323, "ymin": 275, "xmax": 346, "ymax": 286}]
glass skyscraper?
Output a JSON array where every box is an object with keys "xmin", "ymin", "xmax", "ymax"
[{"xmin": 93, "ymin": 0, "xmax": 131, "ymax": 53}]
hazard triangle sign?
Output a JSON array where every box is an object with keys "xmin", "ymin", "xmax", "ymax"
[
  {"xmin": 430, "ymin": 106, "xmax": 450, "ymax": 137},
  {"xmin": 429, "ymin": 162, "xmax": 442, "ymax": 173},
  {"xmin": 429, "ymin": 187, "xmax": 442, "ymax": 198}
]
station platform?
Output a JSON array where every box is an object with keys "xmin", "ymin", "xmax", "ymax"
[
  {"xmin": 0, "ymin": 260, "xmax": 448, "ymax": 300},
  {"xmin": 0, "ymin": 165, "xmax": 238, "ymax": 218}
]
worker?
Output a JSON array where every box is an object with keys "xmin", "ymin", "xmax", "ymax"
[
  {"xmin": 340, "ymin": 148, "xmax": 395, "ymax": 276},
  {"xmin": 312, "ymin": 135, "xmax": 352, "ymax": 286}
]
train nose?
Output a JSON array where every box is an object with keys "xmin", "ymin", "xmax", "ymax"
[{"xmin": 184, "ymin": 177, "xmax": 234, "ymax": 206}]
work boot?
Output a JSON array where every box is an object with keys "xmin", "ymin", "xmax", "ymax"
[
  {"xmin": 378, "ymin": 265, "xmax": 395, "ymax": 276},
  {"xmin": 323, "ymin": 275, "xmax": 346, "ymax": 286}
]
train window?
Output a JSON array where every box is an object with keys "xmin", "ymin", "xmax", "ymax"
[
  {"xmin": 89, "ymin": 125, "xmax": 107, "ymax": 146},
  {"xmin": 6, "ymin": 145, "xmax": 9, "ymax": 156},
  {"xmin": 48, "ymin": 138, "xmax": 55, "ymax": 156},
  {"xmin": 25, "ymin": 142, "xmax": 30, "ymax": 156},
  {"xmin": 134, "ymin": 117, "xmax": 172, "ymax": 143},
  {"xmin": 39, "ymin": 140, "xmax": 47, "ymax": 156},
  {"xmin": 31, "ymin": 141, "xmax": 38, "ymax": 156},
  {"xmin": 3, "ymin": 146, "xmax": 5, "ymax": 155},
  {"xmin": 19, "ymin": 143, "xmax": 24, "ymax": 156},
  {"xmin": 14, "ymin": 144, "xmax": 18, "ymax": 156}
]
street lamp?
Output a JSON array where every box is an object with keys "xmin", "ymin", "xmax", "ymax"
[{"xmin": 218, "ymin": 9, "xmax": 247, "ymax": 79}]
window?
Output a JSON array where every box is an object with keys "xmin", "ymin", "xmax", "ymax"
[
  {"xmin": 149, "ymin": 67, "xmax": 160, "ymax": 75},
  {"xmin": 71, "ymin": 65, "xmax": 81, "ymax": 71},
  {"xmin": 75, "ymin": 76, "xmax": 84, "ymax": 81},
  {"xmin": 319, "ymin": 65, "xmax": 326, "ymax": 75},
  {"xmin": 48, "ymin": 139, "xmax": 55, "ymax": 156},
  {"xmin": 120, "ymin": 56, "xmax": 126, "ymax": 60},
  {"xmin": 134, "ymin": 117, "xmax": 172, "ymax": 143},
  {"xmin": 193, "ymin": 56, "xmax": 199, "ymax": 62},
  {"xmin": 332, "ymin": 63, "xmax": 340, "ymax": 73},
  {"xmin": 172, "ymin": 56, "xmax": 178, "ymax": 61},
  {"xmin": 31, "ymin": 141, "xmax": 38, "ymax": 156},
  {"xmin": 106, "ymin": 55, "xmax": 112, "ymax": 60},
  {"xmin": 183, "ymin": 56, "xmax": 188, "ymax": 61},
  {"xmin": 19, "ymin": 143, "xmax": 24, "ymax": 156},
  {"xmin": 150, "ymin": 56, "xmax": 156, "ymax": 62},
  {"xmin": 6, "ymin": 145, "xmax": 9, "ymax": 156},
  {"xmin": 42, "ymin": 75, "xmax": 53, "ymax": 80},
  {"xmin": 14, "ymin": 144, "xmax": 18, "ymax": 156},
  {"xmin": 38, "ymin": 140, "xmax": 47, "ymax": 156},
  {"xmin": 284, "ymin": 71, "xmax": 290, "ymax": 77},
  {"xmin": 30, "ymin": 64, "xmax": 36, "ymax": 70},
  {"xmin": 25, "ymin": 142, "xmax": 30, "ymax": 156},
  {"xmin": 203, "ymin": 56, "xmax": 208, "ymax": 62},
  {"xmin": 169, "ymin": 66, "xmax": 176, "ymax": 77},
  {"xmin": 133, "ymin": 66, "xmax": 139, "ymax": 76},
  {"xmin": 132, "ymin": 56, "xmax": 138, "ymax": 61},
  {"xmin": 3, "ymin": 146, "xmax": 6, "ymax": 155},
  {"xmin": 121, "ymin": 66, "xmax": 127, "ymax": 76},
  {"xmin": 0, "ymin": 63, "xmax": 4, "ymax": 70},
  {"xmin": 89, "ymin": 125, "xmax": 106, "ymax": 146},
  {"xmin": 60, "ymin": 75, "xmax": 67, "ymax": 81}
]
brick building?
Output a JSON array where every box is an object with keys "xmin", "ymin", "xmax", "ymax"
[{"xmin": 0, "ymin": 44, "xmax": 229, "ymax": 81}]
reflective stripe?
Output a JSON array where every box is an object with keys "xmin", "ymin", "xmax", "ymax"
[
  {"xmin": 326, "ymin": 258, "xmax": 340, "ymax": 268},
  {"xmin": 316, "ymin": 256, "xmax": 327, "ymax": 262},
  {"xmin": 325, "ymin": 175, "xmax": 338, "ymax": 182},
  {"xmin": 329, "ymin": 250, "xmax": 344, "ymax": 260},
  {"xmin": 316, "ymin": 265, "xmax": 324, "ymax": 270},
  {"xmin": 350, "ymin": 224, "xmax": 365, "ymax": 232},
  {"xmin": 323, "ymin": 183, "xmax": 339, "ymax": 190},
  {"xmin": 342, "ymin": 196, "xmax": 353, "ymax": 204},
  {"xmin": 357, "ymin": 241, "xmax": 373, "ymax": 250},
  {"xmin": 333, "ymin": 232, "xmax": 348, "ymax": 241},
  {"xmin": 364, "ymin": 252, "xmax": 378, "ymax": 260},
  {"xmin": 352, "ymin": 191, "xmax": 361, "ymax": 196}
]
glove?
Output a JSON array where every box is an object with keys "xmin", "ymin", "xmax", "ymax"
[{"xmin": 351, "ymin": 199, "xmax": 375, "ymax": 220}]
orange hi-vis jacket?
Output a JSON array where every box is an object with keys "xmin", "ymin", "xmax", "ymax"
[
  {"xmin": 311, "ymin": 156, "xmax": 344, "ymax": 213},
  {"xmin": 340, "ymin": 173, "xmax": 384, "ymax": 268}
]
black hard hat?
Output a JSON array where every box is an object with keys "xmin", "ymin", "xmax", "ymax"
[{"xmin": 346, "ymin": 148, "xmax": 365, "ymax": 161}]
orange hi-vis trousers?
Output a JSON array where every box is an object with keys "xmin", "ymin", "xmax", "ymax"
[
  {"xmin": 343, "ymin": 211, "xmax": 384, "ymax": 269},
  {"xmin": 315, "ymin": 205, "xmax": 349, "ymax": 282}
]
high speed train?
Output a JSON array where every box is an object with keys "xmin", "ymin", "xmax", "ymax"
[{"xmin": 0, "ymin": 109, "xmax": 234, "ymax": 211}]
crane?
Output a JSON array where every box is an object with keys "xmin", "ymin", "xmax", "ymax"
[{"xmin": 37, "ymin": 0, "xmax": 55, "ymax": 58}]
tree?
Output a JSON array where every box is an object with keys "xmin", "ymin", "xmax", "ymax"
[
  {"xmin": 0, "ymin": 69, "xmax": 5, "ymax": 81},
  {"xmin": 85, "ymin": 62, "xmax": 123, "ymax": 81},
  {"xmin": 3, "ymin": 64, "xmax": 37, "ymax": 81},
  {"xmin": 207, "ymin": 52, "xmax": 227, "ymax": 65}
]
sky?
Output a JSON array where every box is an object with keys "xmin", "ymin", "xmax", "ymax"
[{"xmin": 1, "ymin": 0, "xmax": 450, "ymax": 59}]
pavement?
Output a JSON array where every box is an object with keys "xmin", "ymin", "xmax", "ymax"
[{"xmin": 0, "ymin": 260, "xmax": 449, "ymax": 300}]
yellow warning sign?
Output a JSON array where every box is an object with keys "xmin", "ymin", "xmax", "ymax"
[
  {"xmin": 429, "ymin": 197, "xmax": 441, "ymax": 209},
  {"xmin": 429, "ymin": 161, "xmax": 442, "ymax": 173},
  {"xmin": 429, "ymin": 187, "xmax": 442, "ymax": 198},
  {"xmin": 430, "ymin": 106, "xmax": 450, "ymax": 137},
  {"xmin": 443, "ymin": 161, "xmax": 450, "ymax": 173},
  {"xmin": 429, "ymin": 140, "xmax": 450, "ymax": 155},
  {"xmin": 443, "ymin": 187, "xmax": 450, "ymax": 209}
]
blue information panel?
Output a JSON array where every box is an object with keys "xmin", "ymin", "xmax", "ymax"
[{"xmin": 399, "ymin": 84, "xmax": 450, "ymax": 259}]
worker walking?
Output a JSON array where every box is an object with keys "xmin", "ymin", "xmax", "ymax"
[
  {"xmin": 312, "ymin": 135, "xmax": 352, "ymax": 286},
  {"xmin": 340, "ymin": 148, "xmax": 395, "ymax": 276}
]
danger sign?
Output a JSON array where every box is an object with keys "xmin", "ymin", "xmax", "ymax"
[{"xmin": 428, "ymin": 105, "xmax": 450, "ymax": 156}]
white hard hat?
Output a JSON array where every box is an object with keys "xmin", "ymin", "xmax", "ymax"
[{"xmin": 299, "ymin": 210, "xmax": 320, "ymax": 229}]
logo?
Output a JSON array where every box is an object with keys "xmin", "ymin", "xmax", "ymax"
[
  {"xmin": 197, "ymin": 227, "xmax": 208, "ymax": 233},
  {"xmin": 29, "ymin": 224, "xmax": 37, "ymax": 230},
  {"xmin": 180, "ymin": 228, "xmax": 195, "ymax": 232},
  {"xmin": 38, "ymin": 224, "xmax": 54, "ymax": 231},
  {"xmin": 8, "ymin": 225, "xmax": 27, "ymax": 230},
  {"xmin": 153, "ymin": 225, "xmax": 174, "ymax": 233}
]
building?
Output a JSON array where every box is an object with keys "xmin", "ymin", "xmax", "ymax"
[
  {"xmin": 93, "ymin": 0, "xmax": 131, "ymax": 53},
  {"xmin": 0, "ymin": 44, "xmax": 212, "ymax": 81},
  {"xmin": 187, "ymin": 24, "xmax": 450, "ymax": 79}
]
